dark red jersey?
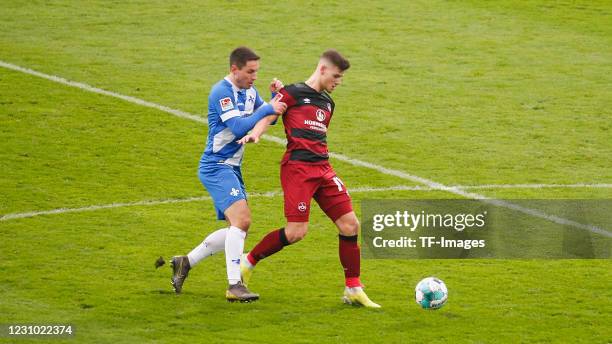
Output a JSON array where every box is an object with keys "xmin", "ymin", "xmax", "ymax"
[{"xmin": 278, "ymin": 83, "xmax": 335, "ymax": 164}]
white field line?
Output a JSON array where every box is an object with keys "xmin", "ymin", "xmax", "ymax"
[
  {"xmin": 461, "ymin": 183, "xmax": 612, "ymax": 190},
  {"xmin": 353, "ymin": 184, "xmax": 612, "ymax": 192},
  {"xmin": 1, "ymin": 60, "xmax": 610, "ymax": 238},
  {"xmin": 0, "ymin": 192, "xmax": 276, "ymax": 221},
  {"xmin": 0, "ymin": 196, "xmax": 212, "ymax": 221},
  {"xmin": 2, "ymin": 184, "xmax": 611, "ymax": 222},
  {"xmin": 0, "ymin": 61, "xmax": 207, "ymax": 124}
]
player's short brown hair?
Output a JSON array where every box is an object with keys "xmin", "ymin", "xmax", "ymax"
[
  {"xmin": 321, "ymin": 49, "xmax": 350, "ymax": 71},
  {"xmin": 229, "ymin": 46, "xmax": 260, "ymax": 69}
]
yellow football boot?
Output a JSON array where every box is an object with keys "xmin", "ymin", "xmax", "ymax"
[
  {"xmin": 342, "ymin": 287, "xmax": 381, "ymax": 308},
  {"xmin": 240, "ymin": 253, "xmax": 254, "ymax": 286}
]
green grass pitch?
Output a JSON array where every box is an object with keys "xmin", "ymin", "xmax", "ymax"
[{"xmin": 1, "ymin": 1, "xmax": 610, "ymax": 343}]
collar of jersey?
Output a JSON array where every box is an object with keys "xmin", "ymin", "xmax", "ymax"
[{"xmin": 224, "ymin": 76, "xmax": 245, "ymax": 93}]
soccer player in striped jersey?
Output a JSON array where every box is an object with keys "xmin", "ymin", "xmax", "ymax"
[
  {"xmin": 170, "ymin": 47, "xmax": 286, "ymax": 302},
  {"xmin": 237, "ymin": 50, "xmax": 381, "ymax": 308}
]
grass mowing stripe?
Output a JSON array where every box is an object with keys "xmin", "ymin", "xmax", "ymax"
[{"xmin": 1, "ymin": 60, "xmax": 609, "ymax": 238}]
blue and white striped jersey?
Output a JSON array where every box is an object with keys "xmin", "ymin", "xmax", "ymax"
[{"xmin": 200, "ymin": 77, "xmax": 269, "ymax": 166}]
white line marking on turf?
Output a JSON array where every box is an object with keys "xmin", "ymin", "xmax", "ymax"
[
  {"xmin": 353, "ymin": 184, "xmax": 612, "ymax": 192},
  {"xmin": 1, "ymin": 60, "xmax": 610, "ymax": 238},
  {"xmin": 2, "ymin": 184, "xmax": 611, "ymax": 222},
  {"xmin": 0, "ymin": 192, "xmax": 277, "ymax": 221},
  {"xmin": 0, "ymin": 196, "xmax": 210, "ymax": 221},
  {"xmin": 461, "ymin": 183, "xmax": 612, "ymax": 190},
  {"xmin": 0, "ymin": 61, "xmax": 207, "ymax": 124}
]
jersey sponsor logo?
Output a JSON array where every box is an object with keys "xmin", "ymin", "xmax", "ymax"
[
  {"xmin": 298, "ymin": 202, "xmax": 307, "ymax": 212},
  {"xmin": 303, "ymin": 98, "xmax": 311, "ymax": 104},
  {"xmin": 316, "ymin": 109, "xmax": 326, "ymax": 122},
  {"xmin": 220, "ymin": 97, "xmax": 234, "ymax": 111},
  {"xmin": 304, "ymin": 120, "xmax": 327, "ymax": 132}
]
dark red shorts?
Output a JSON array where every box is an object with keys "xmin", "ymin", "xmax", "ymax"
[{"xmin": 280, "ymin": 162, "xmax": 353, "ymax": 222}]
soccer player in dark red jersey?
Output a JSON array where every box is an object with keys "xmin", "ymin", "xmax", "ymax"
[{"xmin": 237, "ymin": 50, "xmax": 380, "ymax": 308}]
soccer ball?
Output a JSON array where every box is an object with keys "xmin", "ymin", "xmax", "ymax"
[{"xmin": 415, "ymin": 277, "xmax": 448, "ymax": 310}]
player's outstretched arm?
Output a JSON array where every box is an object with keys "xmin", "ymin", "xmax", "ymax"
[
  {"xmin": 224, "ymin": 103, "xmax": 276, "ymax": 138},
  {"xmin": 237, "ymin": 115, "xmax": 277, "ymax": 144},
  {"xmin": 237, "ymin": 98, "xmax": 286, "ymax": 144}
]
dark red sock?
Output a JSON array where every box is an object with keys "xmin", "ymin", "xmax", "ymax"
[
  {"xmin": 339, "ymin": 234, "xmax": 362, "ymax": 287},
  {"xmin": 247, "ymin": 228, "xmax": 289, "ymax": 266}
]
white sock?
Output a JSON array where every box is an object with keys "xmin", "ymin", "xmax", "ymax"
[
  {"xmin": 187, "ymin": 228, "xmax": 227, "ymax": 267},
  {"xmin": 225, "ymin": 226, "xmax": 247, "ymax": 285}
]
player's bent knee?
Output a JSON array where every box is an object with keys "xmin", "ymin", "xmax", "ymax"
[
  {"xmin": 286, "ymin": 229, "xmax": 307, "ymax": 243},
  {"xmin": 224, "ymin": 200, "xmax": 252, "ymax": 231},
  {"xmin": 233, "ymin": 212, "xmax": 251, "ymax": 230},
  {"xmin": 337, "ymin": 213, "xmax": 360, "ymax": 236},
  {"xmin": 289, "ymin": 230, "xmax": 307, "ymax": 243},
  {"xmin": 285, "ymin": 223, "xmax": 308, "ymax": 243},
  {"xmin": 233, "ymin": 218, "xmax": 251, "ymax": 231},
  {"xmin": 341, "ymin": 221, "xmax": 359, "ymax": 236}
]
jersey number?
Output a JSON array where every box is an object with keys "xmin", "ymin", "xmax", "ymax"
[{"xmin": 332, "ymin": 177, "xmax": 345, "ymax": 192}]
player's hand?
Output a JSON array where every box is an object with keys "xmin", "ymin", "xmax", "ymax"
[
  {"xmin": 269, "ymin": 98, "xmax": 287, "ymax": 115},
  {"xmin": 269, "ymin": 78, "xmax": 284, "ymax": 93},
  {"xmin": 237, "ymin": 134, "xmax": 259, "ymax": 145}
]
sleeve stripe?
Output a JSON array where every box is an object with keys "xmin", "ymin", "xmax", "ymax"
[{"xmin": 220, "ymin": 109, "xmax": 240, "ymax": 122}]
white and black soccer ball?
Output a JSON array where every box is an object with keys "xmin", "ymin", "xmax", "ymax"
[{"xmin": 415, "ymin": 277, "xmax": 448, "ymax": 310}]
